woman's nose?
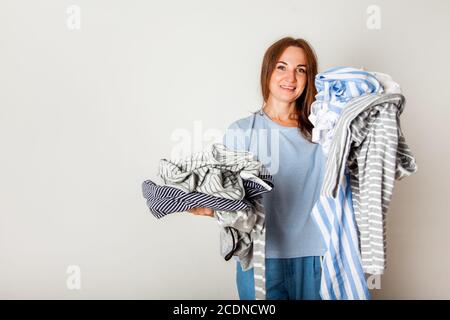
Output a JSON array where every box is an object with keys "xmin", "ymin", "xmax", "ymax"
[{"xmin": 285, "ymin": 70, "xmax": 296, "ymax": 82}]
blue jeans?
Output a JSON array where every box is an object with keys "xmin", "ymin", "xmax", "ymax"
[{"xmin": 236, "ymin": 256, "xmax": 322, "ymax": 300}]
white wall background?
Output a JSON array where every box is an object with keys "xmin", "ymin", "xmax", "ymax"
[{"xmin": 0, "ymin": 0, "xmax": 449, "ymax": 299}]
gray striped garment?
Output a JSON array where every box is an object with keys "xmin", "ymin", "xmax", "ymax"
[
  {"xmin": 159, "ymin": 144, "xmax": 270, "ymax": 200},
  {"xmin": 321, "ymin": 93, "xmax": 417, "ymax": 274},
  {"xmin": 248, "ymin": 197, "xmax": 266, "ymax": 300},
  {"xmin": 160, "ymin": 143, "xmax": 268, "ymax": 299}
]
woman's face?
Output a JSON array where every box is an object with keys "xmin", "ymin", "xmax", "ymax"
[{"xmin": 268, "ymin": 46, "xmax": 308, "ymax": 104}]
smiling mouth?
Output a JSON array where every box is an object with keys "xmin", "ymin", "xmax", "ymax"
[{"xmin": 280, "ymin": 85, "xmax": 296, "ymax": 91}]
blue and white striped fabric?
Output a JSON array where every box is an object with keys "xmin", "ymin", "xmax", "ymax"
[
  {"xmin": 311, "ymin": 173, "xmax": 370, "ymax": 300},
  {"xmin": 309, "ymin": 67, "xmax": 383, "ymax": 155}
]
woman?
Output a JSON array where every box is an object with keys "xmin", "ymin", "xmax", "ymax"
[{"xmin": 189, "ymin": 37, "xmax": 326, "ymax": 300}]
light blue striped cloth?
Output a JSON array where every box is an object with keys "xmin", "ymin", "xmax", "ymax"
[
  {"xmin": 309, "ymin": 66, "xmax": 383, "ymax": 155},
  {"xmin": 308, "ymin": 68, "xmax": 382, "ymax": 299},
  {"xmin": 312, "ymin": 173, "xmax": 370, "ymax": 300}
]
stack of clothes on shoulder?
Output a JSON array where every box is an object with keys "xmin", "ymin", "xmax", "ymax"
[
  {"xmin": 309, "ymin": 66, "xmax": 418, "ymax": 299},
  {"xmin": 142, "ymin": 143, "xmax": 273, "ymax": 300}
]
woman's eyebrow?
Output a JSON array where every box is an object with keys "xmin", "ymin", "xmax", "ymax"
[{"xmin": 277, "ymin": 61, "xmax": 307, "ymax": 67}]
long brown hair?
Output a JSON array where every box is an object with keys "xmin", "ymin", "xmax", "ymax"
[{"xmin": 260, "ymin": 37, "xmax": 318, "ymax": 142}]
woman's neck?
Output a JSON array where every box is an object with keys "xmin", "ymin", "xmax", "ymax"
[{"xmin": 263, "ymin": 98, "xmax": 298, "ymax": 122}]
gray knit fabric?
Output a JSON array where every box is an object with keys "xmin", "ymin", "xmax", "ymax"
[{"xmin": 321, "ymin": 93, "xmax": 418, "ymax": 274}]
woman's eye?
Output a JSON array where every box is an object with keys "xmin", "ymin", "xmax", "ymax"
[
  {"xmin": 297, "ymin": 68, "xmax": 306, "ymax": 73},
  {"xmin": 277, "ymin": 65, "xmax": 285, "ymax": 70}
]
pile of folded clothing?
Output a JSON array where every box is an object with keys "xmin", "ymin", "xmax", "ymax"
[{"xmin": 142, "ymin": 143, "xmax": 273, "ymax": 299}]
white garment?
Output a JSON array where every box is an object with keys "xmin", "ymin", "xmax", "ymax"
[{"xmin": 370, "ymin": 71, "xmax": 402, "ymax": 94}]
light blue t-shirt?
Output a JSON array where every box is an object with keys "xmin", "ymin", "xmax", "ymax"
[{"xmin": 223, "ymin": 109, "xmax": 327, "ymax": 259}]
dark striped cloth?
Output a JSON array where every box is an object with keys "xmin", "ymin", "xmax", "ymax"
[{"xmin": 142, "ymin": 177, "xmax": 273, "ymax": 219}]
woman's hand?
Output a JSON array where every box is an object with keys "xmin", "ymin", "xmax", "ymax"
[{"xmin": 187, "ymin": 207, "xmax": 215, "ymax": 217}]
